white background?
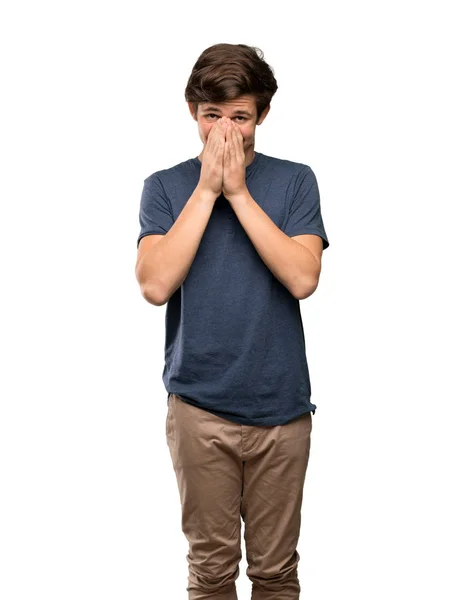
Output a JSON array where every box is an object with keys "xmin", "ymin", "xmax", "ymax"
[{"xmin": 1, "ymin": 1, "xmax": 449, "ymax": 598}]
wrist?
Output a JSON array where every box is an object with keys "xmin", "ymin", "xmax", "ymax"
[{"xmin": 194, "ymin": 185, "xmax": 219, "ymax": 204}]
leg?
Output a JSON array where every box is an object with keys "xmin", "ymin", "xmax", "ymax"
[
  {"xmin": 166, "ymin": 394, "xmax": 244, "ymax": 600},
  {"xmin": 240, "ymin": 412, "xmax": 313, "ymax": 600}
]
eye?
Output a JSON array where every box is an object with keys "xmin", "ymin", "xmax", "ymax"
[{"xmin": 205, "ymin": 114, "xmax": 246, "ymax": 122}]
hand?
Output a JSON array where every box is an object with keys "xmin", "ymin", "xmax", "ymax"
[
  {"xmin": 197, "ymin": 118, "xmax": 227, "ymax": 198},
  {"xmin": 222, "ymin": 119, "xmax": 247, "ymax": 201}
]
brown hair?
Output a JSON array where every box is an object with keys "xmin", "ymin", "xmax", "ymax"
[{"xmin": 185, "ymin": 43, "xmax": 278, "ymax": 122}]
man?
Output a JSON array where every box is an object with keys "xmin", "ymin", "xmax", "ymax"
[{"xmin": 135, "ymin": 43, "xmax": 330, "ymax": 599}]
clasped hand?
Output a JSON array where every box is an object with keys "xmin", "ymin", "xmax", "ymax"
[{"xmin": 221, "ymin": 118, "xmax": 247, "ymax": 201}]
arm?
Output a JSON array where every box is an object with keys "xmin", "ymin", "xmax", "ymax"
[
  {"xmin": 222, "ymin": 123, "xmax": 329, "ymax": 300},
  {"xmin": 135, "ymin": 185, "xmax": 216, "ymax": 305},
  {"xmin": 228, "ymin": 191, "xmax": 322, "ymax": 299}
]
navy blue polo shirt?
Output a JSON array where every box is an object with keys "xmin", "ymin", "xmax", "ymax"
[{"xmin": 137, "ymin": 151, "xmax": 330, "ymax": 426}]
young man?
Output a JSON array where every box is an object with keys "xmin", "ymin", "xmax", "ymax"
[{"xmin": 135, "ymin": 43, "xmax": 330, "ymax": 600}]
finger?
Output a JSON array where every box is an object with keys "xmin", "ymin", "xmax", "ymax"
[
  {"xmin": 205, "ymin": 120, "xmax": 219, "ymax": 148},
  {"xmin": 216, "ymin": 121, "xmax": 226, "ymax": 157},
  {"xmin": 228, "ymin": 124, "xmax": 237, "ymax": 160},
  {"xmin": 224, "ymin": 123, "xmax": 231, "ymax": 163},
  {"xmin": 213, "ymin": 119, "xmax": 226, "ymax": 150},
  {"xmin": 211, "ymin": 119, "xmax": 225, "ymax": 154},
  {"xmin": 232, "ymin": 122, "xmax": 242, "ymax": 142},
  {"xmin": 232, "ymin": 124, "xmax": 245, "ymax": 157},
  {"xmin": 207, "ymin": 118, "xmax": 222, "ymax": 139}
]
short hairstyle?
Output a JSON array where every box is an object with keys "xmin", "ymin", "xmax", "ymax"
[{"xmin": 185, "ymin": 43, "xmax": 278, "ymax": 122}]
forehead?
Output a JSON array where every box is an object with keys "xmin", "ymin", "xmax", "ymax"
[{"xmin": 199, "ymin": 96, "xmax": 256, "ymax": 115}]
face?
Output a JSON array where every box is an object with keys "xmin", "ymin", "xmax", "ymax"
[{"xmin": 188, "ymin": 95, "xmax": 270, "ymax": 163}]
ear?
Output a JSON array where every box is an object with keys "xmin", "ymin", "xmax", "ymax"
[
  {"xmin": 188, "ymin": 102, "xmax": 198, "ymax": 121},
  {"xmin": 257, "ymin": 104, "xmax": 270, "ymax": 126}
]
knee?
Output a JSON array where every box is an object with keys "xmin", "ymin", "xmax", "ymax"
[
  {"xmin": 187, "ymin": 564, "xmax": 240, "ymax": 599},
  {"xmin": 246, "ymin": 550, "xmax": 301, "ymax": 597}
]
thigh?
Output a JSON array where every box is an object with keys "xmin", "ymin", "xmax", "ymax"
[
  {"xmin": 240, "ymin": 412, "xmax": 313, "ymax": 580},
  {"xmin": 166, "ymin": 394, "xmax": 244, "ymax": 575}
]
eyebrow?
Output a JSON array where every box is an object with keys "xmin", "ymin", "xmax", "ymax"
[{"xmin": 202, "ymin": 106, "xmax": 253, "ymax": 117}]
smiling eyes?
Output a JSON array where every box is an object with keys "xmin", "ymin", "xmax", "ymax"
[{"xmin": 205, "ymin": 113, "xmax": 247, "ymax": 122}]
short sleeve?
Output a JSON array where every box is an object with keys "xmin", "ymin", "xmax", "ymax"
[
  {"xmin": 137, "ymin": 173, "xmax": 174, "ymax": 248},
  {"xmin": 284, "ymin": 166, "xmax": 330, "ymax": 250}
]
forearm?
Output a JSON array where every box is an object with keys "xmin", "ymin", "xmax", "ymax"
[
  {"xmin": 229, "ymin": 190, "xmax": 320, "ymax": 299},
  {"xmin": 138, "ymin": 186, "xmax": 216, "ymax": 303}
]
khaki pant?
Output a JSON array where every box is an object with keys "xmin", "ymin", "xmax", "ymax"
[{"xmin": 166, "ymin": 393, "xmax": 313, "ymax": 600}]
